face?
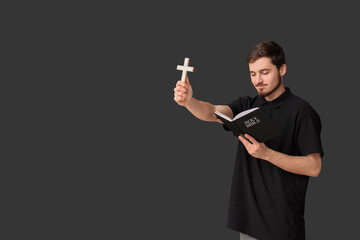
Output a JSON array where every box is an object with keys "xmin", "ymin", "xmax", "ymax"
[{"xmin": 249, "ymin": 57, "xmax": 286, "ymax": 98}]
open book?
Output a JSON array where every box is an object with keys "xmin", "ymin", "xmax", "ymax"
[{"xmin": 215, "ymin": 107, "xmax": 282, "ymax": 142}]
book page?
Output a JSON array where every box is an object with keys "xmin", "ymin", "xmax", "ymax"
[
  {"xmin": 233, "ymin": 107, "xmax": 259, "ymax": 121},
  {"xmin": 214, "ymin": 111, "xmax": 232, "ymax": 121}
]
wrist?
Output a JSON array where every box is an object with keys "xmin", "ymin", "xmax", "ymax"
[
  {"xmin": 263, "ymin": 147, "xmax": 275, "ymax": 162},
  {"xmin": 185, "ymin": 97, "xmax": 194, "ymax": 109}
]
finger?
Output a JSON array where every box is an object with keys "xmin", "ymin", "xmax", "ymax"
[
  {"xmin": 175, "ymin": 92, "xmax": 187, "ymax": 98},
  {"xmin": 244, "ymin": 134, "xmax": 257, "ymax": 144},
  {"xmin": 239, "ymin": 134, "xmax": 253, "ymax": 146},
  {"xmin": 179, "ymin": 92, "xmax": 187, "ymax": 98},
  {"xmin": 174, "ymin": 95, "xmax": 184, "ymax": 102},
  {"xmin": 174, "ymin": 86, "xmax": 187, "ymax": 93},
  {"xmin": 176, "ymin": 80, "xmax": 188, "ymax": 89},
  {"xmin": 238, "ymin": 135, "xmax": 249, "ymax": 147}
]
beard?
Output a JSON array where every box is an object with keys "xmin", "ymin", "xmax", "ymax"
[{"xmin": 258, "ymin": 73, "xmax": 282, "ymax": 98}]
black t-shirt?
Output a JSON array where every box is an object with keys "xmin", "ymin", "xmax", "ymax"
[{"xmin": 223, "ymin": 88, "xmax": 324, "ymax": 240}]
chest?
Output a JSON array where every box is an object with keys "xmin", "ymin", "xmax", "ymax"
[{"xmin": 259, "ymin": 105, "xmax": 300, "ymax": 152}]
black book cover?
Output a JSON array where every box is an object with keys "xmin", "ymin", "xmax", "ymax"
[{"xmin": 215, "ymin": 107, "xmax": 282, "ymax": 142}]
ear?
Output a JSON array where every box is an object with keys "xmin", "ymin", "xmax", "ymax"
[{"xmin": 280, "ymin": 64, "xmax": 287, "ymax": 77}]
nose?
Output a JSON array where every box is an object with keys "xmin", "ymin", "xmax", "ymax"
[{"xmin": 255, "ymin": 75, "xmax": 263, "ymax": 85}]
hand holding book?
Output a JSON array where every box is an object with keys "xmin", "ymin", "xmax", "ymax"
[{"xmin": 215, "ymin": 107, "xmax": 282, "ymax": 142}]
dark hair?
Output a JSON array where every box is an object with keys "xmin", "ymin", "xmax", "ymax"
[{"xmin": 246, "ymin": 41, "xmax": 286, "ymax": 70}]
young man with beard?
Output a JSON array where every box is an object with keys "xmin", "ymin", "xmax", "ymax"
[{"xmin": 173, "ymin": 41, "xmax": 324, "ymax": 240}]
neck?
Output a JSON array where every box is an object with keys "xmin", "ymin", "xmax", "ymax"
[{"xmin": 265, "ymin": 85, "xmax": 286, "ymax": 101}]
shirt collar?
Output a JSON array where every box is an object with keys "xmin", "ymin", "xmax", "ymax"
[{"xmin": 254, "ymin": 87, "xmax": 292, "ymax": 109}]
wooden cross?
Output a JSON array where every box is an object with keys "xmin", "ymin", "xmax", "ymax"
[{"xmin": 176, "ymin": 58, "xmax": 195, "ymax": 82}]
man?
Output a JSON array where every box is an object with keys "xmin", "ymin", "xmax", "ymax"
[{"xmin": 173, "ymin": 41, "xmax": 324, "ymax": 240}]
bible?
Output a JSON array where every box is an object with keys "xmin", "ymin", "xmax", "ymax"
[{"xmin": 215, "ymin": 107, "xmax": 282, "ymax": 142}]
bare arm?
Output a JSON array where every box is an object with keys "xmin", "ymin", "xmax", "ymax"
[
  {"xmin": 239, "ymin": 134, "xmax": 322, "ymax": 177},
  {"xmin": 186, "ymin": 98, "xmax": 232, "ymax": 123},
  {"xmin": 265, "ymin": 151, "xmax": 322, "ymax": 177},
  {"xmin": 174, "ymin": 76, "xmax": 233, "ymax": 123}
]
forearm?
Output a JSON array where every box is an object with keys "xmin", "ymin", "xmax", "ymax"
[
  {"xmin": 263, "ymin": 149, "xmax": 321, "ymax": 177},
  {"xmin": 185, "ymin": 97, "xmax": 217, "ymax": 122}
]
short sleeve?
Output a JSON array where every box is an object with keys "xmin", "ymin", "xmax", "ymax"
[
  {"xmin": 222, "ymin": 96, "xmax": 251, "ymax": 132},
  {"xmin": 296, "ymin": 110, "xmax": 324, "ymax": 158},
  {"xmin": 228, "ymin": 96, "xmax": 251, "ymax": 117}
]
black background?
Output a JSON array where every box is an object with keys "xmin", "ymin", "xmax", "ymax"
[{"xmin": 3, "ymin": 1, "xmax": 360, "ymax": 239}]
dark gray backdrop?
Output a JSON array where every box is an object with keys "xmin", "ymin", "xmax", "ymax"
[{"xmin": 4, "ymin": 1, "xmax": 359, "ymax": 240}]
